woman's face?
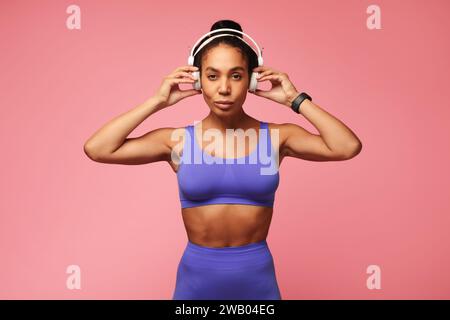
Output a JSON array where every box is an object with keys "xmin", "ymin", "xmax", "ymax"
[{"xmin": 200, "ymin": 44, "xmax": 249, "ymax": 114}]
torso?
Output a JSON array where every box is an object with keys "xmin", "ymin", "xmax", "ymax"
[{"xmin": 167, "ymin": 120, "xmax": 286, "ymax": 248}]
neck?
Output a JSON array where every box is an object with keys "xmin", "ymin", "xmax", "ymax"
[{"xmin": 204, "ymin": 109, "xmax": 252, "ymax": 130}]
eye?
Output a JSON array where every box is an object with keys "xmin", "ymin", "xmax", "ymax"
[{"xmin": 207, "ymin": 74, "xmax": 243, "ymax": 80}]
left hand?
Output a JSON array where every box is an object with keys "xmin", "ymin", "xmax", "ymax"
[{"xmin": 250, "ymin": 66, "xmax": 300, "ymax": 108}]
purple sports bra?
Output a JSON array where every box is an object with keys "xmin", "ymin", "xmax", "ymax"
[{"xmin": 176, "ymin": 121, "xmax": 280, "ymax": 209}]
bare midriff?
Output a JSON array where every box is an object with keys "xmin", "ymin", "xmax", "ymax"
[
  {"xmin": 181, "ymin": 204, "xmax": 274, "ymax": 248},
  {"xmin": 169, "ymin": 121, "xmax": 283, "ymax": 248}
]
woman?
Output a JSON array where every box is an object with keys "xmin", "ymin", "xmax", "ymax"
[{"xmin": 83, "ymin": 20, "xmax": 362, "ymax": 300}]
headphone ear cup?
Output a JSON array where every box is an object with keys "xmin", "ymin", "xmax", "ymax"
[
  {"xmin": 248, "ymin": 72, "xmax": 258, "ymax": 93},
  {"xmin": 192, "ymin": 71, "xmax": 201, "ymax": 90}
]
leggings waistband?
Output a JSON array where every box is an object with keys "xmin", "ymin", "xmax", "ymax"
[
  {"xmin": 187, "ymin": 239, "xmax": 268, "ymax": 253},
  {"xmin": 182, "ymin": 239, "xmax": 272, "ymax": 270}
]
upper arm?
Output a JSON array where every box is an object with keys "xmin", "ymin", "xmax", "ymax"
[
  {"xmin": 87, "ymin": 127, "xmax": 183, "ymax": 165},
  {"xmin": 280, "ymin": 123, "xmax": 349, "ymax": 161}
]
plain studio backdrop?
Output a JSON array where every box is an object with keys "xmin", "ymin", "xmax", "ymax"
[{"xmin": 0, "ymin": 0, "xmax": 449, "ymax": 299}]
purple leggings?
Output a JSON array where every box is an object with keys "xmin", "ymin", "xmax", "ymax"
[{"xmin": 172, "ymin": 239, "xmax": 282, "ymax": 300}]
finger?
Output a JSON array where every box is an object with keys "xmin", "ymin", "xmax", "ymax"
[
  {"xmin": 183, "ymin": 65, "xmax": 199, "ymax": 72},
  {"xmin": 180, "ymin": 89, "xmax": 202, "ymax": 99},
  {"xmin": 257, "ymin": 74, "xmax": 281, "ymax": 82},
  {"xmin": 252, "ymin": 88, "xmax": 270, "ymax": 98},
  {"xmin": 173, "ymin": 71, "xmax": 196, "ymax": 79},
  {"xmin": 172, "ymin": 65, "xmax": 199, "ymax": 74},
  {"xmin": 172, "ymin": 77, "xmax": 196, "ymax": 84},
  {"xmin": 253, "ymin": 66, "xmax": 269, "ymax": 72},
  {"xmin": 172, "ymin": 67, "xmax": 198, "ymax": 76},
  {"xmin": 256, "ymin": 70, "xmax": 274, "ymax": 79}
]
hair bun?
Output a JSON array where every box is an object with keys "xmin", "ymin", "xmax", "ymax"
[{"xmin": 210, "ymin": 19, "xmax": 243, "ymax": 39}]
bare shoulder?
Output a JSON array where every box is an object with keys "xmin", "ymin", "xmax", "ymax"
[
  {"xmin": 265, "ymin": 122, "xmax": 321, "ymax": 160},
  {"xmin": 265, "ymin": 121, "xmax": 291, "ymax": 158},
  {"xmin": 163, "ymin": 126, "xmax": 188, "ymax": 150},
  {"xmin": 267, "ymin": 121, "xmax": 308, "ymax": 139},
  {"xmin": 162, "ymin": 126, "xmax": 189, "ymax": 173},
  {"xmin": 267, "ymin": 122, "xmax": 352, "ymax": 161},
  {"xmin": 85, "ymin": 126, "xmax": 189, "ymax": 165}
]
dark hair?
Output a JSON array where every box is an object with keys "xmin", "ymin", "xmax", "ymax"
[{"xmin": 193, "ymin": 20, "xmax": 259, "ymax": 85}]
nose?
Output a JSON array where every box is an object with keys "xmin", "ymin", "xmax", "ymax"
[{"xmin": 218, "ymin": 78, "xmax": 231, "ymax": 95}]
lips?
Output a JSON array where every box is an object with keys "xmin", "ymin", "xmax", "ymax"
[
  {"xmin": 215, "ymin": 101, "xmax": 233, "ymax": 104},
  {"xmin": 214, "ymin": 101, "xmax": 234, "ymax": 110}
]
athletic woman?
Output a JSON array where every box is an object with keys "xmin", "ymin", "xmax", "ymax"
[{"xmin": 83, "ymin": 20, "xmax": 362, "ymax": 300}]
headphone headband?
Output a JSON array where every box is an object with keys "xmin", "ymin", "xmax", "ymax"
[{"xmin": 188, "ymin": 28, "xmax": 264, "ymax": 66}]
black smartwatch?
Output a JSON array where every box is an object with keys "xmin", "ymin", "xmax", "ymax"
[{"xmin": 291, "ymin": 92, "xmax": 312, "ymax": 114}]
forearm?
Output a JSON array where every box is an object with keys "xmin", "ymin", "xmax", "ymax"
[
  {"xmin": 298, "ymin": 98, "xmax": 362, "ymax": 155},
  {"xmin": 84, "ymin": 95, "xmax": 166, "ymax": 155}
]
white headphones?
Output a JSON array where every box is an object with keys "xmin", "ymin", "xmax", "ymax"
[{"xmin": 187, "ymin": 28, "xmax": 264, "ymax": 93}]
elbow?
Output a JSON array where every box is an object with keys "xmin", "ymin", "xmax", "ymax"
[
  {"xmin": 332, "ymin": 141, "xmax": 362, "ymax": 160},
  {"xmin": 83, "ymin": 142, "xmax": 101, "ymax": 162},
  {"xmin": 342, "ymin": 141, "xmax": 363, "ymax": 160},
  {"xmin": 83, "ymin": 139, "xmax": 119, "ymax": 163}
]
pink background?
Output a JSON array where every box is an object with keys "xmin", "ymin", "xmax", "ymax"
[{"xmin": 1, "ymin": 0, "xmax": 449, "ymax": 299}]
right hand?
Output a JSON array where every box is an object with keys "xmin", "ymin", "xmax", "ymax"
[{"xmin": 154, "ymin": 65, "xmax": 202, "ymax": 108}]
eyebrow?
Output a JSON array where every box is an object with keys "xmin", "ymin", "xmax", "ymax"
[{"xmin": 205, "ymin": 66, "xmax": 245, "ymax": 72}]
